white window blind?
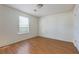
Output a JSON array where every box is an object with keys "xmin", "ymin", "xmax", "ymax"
[{"xmin": 18, "ymin": 16, "xmax": 29, "ymax": 34}]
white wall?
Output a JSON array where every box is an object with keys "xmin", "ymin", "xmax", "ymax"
[
  {"xmin": 39, "ymin": 11, "xmax": 73, "ymax": 42},
  {"xmin": 73, "ymin": 5, "xmax": 79, "ymax": 51},
  {"xmin": 0, "ymin": 5, "xmax": 38, "ymax": 47}
]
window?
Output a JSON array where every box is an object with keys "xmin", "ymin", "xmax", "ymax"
[{"xmin": 18, "ymin": 16, "xmax": 29, "ymax": 34}]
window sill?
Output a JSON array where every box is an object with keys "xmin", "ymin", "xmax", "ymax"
[{"xmin": 17, "ymin": 32, "xmax": 29, "ymax": 35}]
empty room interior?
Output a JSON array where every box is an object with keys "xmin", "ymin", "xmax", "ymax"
[{"xmin": 0, "ymin": 4, "xmax": 79, "ymax": 54}]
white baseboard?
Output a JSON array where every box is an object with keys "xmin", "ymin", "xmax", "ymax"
[
  {"xmin": 0, "ymin": 35, "xmax": 37, "ymax": 48},
  {"xmin": 39, "ymin": 35, "xmax": 73, "ymax": 43}
]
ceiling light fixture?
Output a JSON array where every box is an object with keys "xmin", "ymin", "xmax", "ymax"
[{"xmin": 34, "ymin": 4, "xmax": 44, "ymax": 12}]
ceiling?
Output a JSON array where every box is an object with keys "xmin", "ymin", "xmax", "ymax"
[{"xmin": 6, "ymin": 4, "xmax": 74, "ymax": 17}]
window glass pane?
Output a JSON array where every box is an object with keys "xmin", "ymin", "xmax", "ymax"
[
  {"xmin": 19, "ymin": 16, "xmax": 29, "ymax": 27},
  {"xmin": 19, "ymin": 27, "xmax": 29, "ymax": 33}
]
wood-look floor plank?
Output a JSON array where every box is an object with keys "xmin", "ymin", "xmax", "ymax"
[{"xmin": 0, "ymin": 36, "xmax": 78, "ymax": 54}]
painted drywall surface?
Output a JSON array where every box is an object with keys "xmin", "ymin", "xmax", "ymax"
[
  {"xmin": 0, "ymin": 5, "xmax": 38, "ymax": 47},
  {"xmin": 39, "ymin": 11, "xmax": 73, "ymax": 42},
  {"xmin": 73, "ymin": 5, "xmax": 79, "ymax": 51}
]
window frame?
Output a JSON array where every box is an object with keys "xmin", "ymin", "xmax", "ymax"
[{"xmin": 17, "ymin": 16, "xmax": 29, "ymax": 34}]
